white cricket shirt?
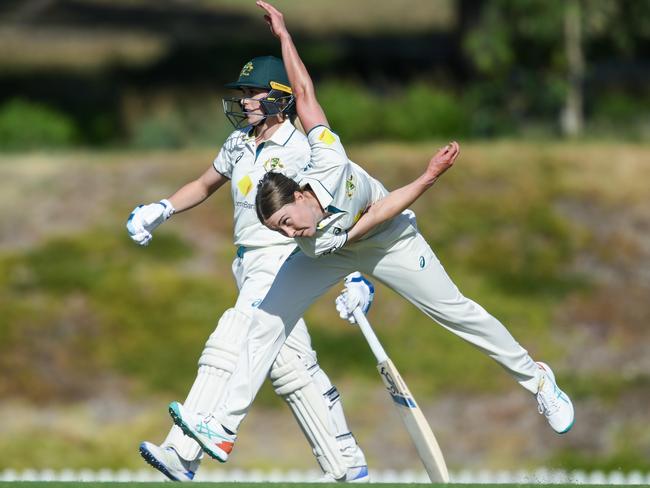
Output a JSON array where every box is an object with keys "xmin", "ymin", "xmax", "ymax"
[
  {"xmin": 295, "ymin": 125, "xmax": 389, "ymax": 257},
  {"xmin": 213, "ymin": 119, "xmax": 309, "ymax": 248}
]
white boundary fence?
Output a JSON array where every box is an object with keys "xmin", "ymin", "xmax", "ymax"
[{"xmin": 1, "ymin": 469, "xmax": 649, "ymax": 484}]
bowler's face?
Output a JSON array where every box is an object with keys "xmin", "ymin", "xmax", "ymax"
[{"xmin": 265, "ymin": 194, "xmax": 318, "ymax": 238}]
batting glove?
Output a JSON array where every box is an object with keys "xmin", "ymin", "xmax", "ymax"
[
  {"xmin": 335, "ymin": 272, "xmax": 375, "ymax": 324},
  {"xmin": 126, "ymin": 199, "xmax": 175, "ymax": 246}
]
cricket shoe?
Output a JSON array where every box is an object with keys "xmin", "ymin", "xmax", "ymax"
[
  {"xmin": 168, "ymin": 401, "xmax": 235, "ymax": 462},
  {"xmin": 535, "ymin": 362, "xmax": 575, "ymax": 434},
  {"xmin": 139, "ymin": 441, "xmax": 199, "ymax": 482},
  {"xmin": 317, "ymin": 466, "xmax": 370, "ymax": 483}
]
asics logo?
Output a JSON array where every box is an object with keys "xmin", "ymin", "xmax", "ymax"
[
  {"xmin": 554, "ymin": 384, "xmax": 570, "ymax": 404},
  {"xmin": 195, "ymin": 422, "xmax": 228, "ymax": 441}
]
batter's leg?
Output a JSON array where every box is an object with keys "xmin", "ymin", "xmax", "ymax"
[
  {"xmin": 272, "ymin": 319, "xmax": 368, "ymax": 480},
  {"xmin": 218, "ymin": 250, "xmax": 354, "ymax": 432}
]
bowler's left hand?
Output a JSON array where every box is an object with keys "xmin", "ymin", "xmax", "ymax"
[{"xmin": 424, "ymin": 141, "xmax": 460, "ymax": 184}]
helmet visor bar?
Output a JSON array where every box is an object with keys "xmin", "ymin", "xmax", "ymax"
[{"xmin": 222, "ymin": 93, "xmax": 295, "ymax": 130}]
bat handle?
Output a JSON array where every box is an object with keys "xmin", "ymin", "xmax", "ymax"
[{"xmin": 352, "ymin": 307, "xmax": 389, "ymax": 364}]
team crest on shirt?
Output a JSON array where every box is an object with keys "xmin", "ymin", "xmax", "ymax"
[
  {"xmin": 345, "ymin": 175, "xmax": 356, "ymax": 198},
  {"xmin": 240, "ymin": 61, "xmax": 253, "ymax": 77},
  {"xmin": 264, "ymin": 157, "xmax": 284, "ymax": 172}
]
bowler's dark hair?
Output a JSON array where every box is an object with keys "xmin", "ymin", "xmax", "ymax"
[{"xmin": 255, "ymin": 171, "xmax": 301, "ymax": 223}]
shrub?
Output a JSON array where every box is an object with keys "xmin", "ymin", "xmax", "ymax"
[
  {"xmin": 384, "ymin": 83, "xmax": 470, "ymax": 140},
  {"xmin": 128, "ymin": 100, "xmax": 232, "ymax": 149},
  {"xmin": 318, "ymin": 80, "xmax": 472, "ymax": 142},
  {"xmin": 130, "ymin": 113, "xmax": 187, "ymax": 149},
  {"xmin": 318, "ymin": 80, "xmax": 383, "ymax": 142},
  {"xmin": 0, "ymin": 98, "xmax": 78, "ymax": 150}
]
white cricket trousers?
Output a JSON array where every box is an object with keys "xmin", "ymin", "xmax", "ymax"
[{"xmin": 217, "ymin": 212, "xmax": 541, "ymax": 431}]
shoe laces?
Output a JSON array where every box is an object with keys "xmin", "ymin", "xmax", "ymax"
[
  {"xmin": 197, "ymin": 411, "xmax": 218, "ymax": 426},
  {"xmin": 536, "ymin": 375, "xmax": 562, "ymax": 417}
]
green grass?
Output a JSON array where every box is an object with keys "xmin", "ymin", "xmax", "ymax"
[{"xmin": 0, "ymin": 484, "xmax": 637, "ymax": 488}]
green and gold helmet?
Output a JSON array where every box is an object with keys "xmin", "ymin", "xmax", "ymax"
[{"xmin": 223, "ymin": 56, "xmax": 295, "ymax": 129}]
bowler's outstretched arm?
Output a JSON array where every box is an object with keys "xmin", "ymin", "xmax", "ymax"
[
  {"xmin": 257, "ymin": 0, "xmax": 328, "ymax": 133},
  {"xmin": 346, "ymin": 142, "xmax": 461, "ymax": 243}
]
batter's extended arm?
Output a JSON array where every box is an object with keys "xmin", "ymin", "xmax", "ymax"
[{"xmin": 167, "ymin": 166, "xmax": 228, "ymax": 214}]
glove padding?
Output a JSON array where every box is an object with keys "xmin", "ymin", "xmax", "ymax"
[
  {"xmin": 126, "ymin": 199, "xmax": 175, "ymax": 246},
  {"xmin": 335, "ymin": 272, "xmax": 375, "ymax": 324}
]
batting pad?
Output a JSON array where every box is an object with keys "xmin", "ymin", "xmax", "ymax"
[
  {"xmin": 164, "ymin": 308, "xmax": 252, "ymax": 461},
  {"xmin": 270, "ymin": 346, "xmax": 349, "ymax": 479}
]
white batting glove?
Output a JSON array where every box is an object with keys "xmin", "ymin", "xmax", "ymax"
[
  {"xmin": 126, "ymin": 199, "xmax": 175, "ymax": 246},
  {"xmin": 335, "ymin": 272, "xmax": 375, "ymax": 324}
]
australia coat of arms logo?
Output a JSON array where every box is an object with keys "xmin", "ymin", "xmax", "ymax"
[
  {"xmin": 240, "ymin": 61, "xmax": 254, "ymax": 77},
  {"xmin": 345, "ymin": 174, "xmax": 356, "ymax": 198},
  {"xmin": 264, "ymin": 157, "xmax": 284, "ymax": 171}
]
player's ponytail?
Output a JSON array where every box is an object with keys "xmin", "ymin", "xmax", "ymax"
[{"xmin": 255, "ymin": 172, "xmax": 301, "ymax": 224}]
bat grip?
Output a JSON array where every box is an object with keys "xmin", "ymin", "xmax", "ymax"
[{"xmin": 352, "ymin": 308, "xmax": 389, "ymax": 364}]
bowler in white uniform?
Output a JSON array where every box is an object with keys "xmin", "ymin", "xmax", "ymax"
[{"xmin": 167, "ymin": 1, "xmax": 575, "ymax": 467}]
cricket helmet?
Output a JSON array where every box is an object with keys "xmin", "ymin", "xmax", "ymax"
[{"xmin": 223, "ymin": 56, "xmax": 295, "ymax": 129}]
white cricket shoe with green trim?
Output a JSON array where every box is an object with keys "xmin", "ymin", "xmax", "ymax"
[
  {"xmin": 536, "ymin": 362, "xmax": 575, "ymax": 434},
  {"xmin": 168, "ymin": 401, "xmax": 235, "ymax": 462}
]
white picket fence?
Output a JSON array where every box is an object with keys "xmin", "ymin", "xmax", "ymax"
[{"xmin": 1, "ymin": 468, "xmax": 649, "ymax": 484}]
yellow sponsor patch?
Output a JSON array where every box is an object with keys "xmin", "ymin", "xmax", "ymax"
[
  {"xmin": 318, "ymin": 128, "xmax": 336, "ymax": 145},
  {"xmin": 237, "ymin": 175, "xmax": 253, "ymax": 196}
]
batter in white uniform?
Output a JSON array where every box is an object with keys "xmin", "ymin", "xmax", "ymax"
[
  {"xmin": 127, "ymin": 55, "xmax": 368, "ymax": 482},
  {"xmin": 168, "ymin": 1, "xmax": 575, "ymax": 465}
]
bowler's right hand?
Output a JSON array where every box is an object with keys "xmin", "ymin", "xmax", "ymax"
[
  {"xmin": 126, "ymin": 199, "xmax": 175, "ymax": 246},
  {"xmin": 257, "ymin": 1, "xmax": 289, "ymax": 39}
]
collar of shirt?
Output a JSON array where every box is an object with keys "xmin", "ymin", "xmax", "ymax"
[
  {"xmin": 243, "ymin": 119, "xmax": 296, "ymax": 149},
  {"xmin": 301, "ymin": 176, "xmax": 334, "ymax": 210},
  {"xmin": 316, "ymin": 205, "xmax": 347, "ymax": 230}
]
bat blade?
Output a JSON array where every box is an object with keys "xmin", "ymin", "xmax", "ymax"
[{"xmin": 377, "ymin": 358, "xmax": 450, "ymax": 483}]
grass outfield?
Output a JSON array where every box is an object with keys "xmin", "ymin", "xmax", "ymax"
[{"xmin": 0, "ymin": 484, "xmax": 635, "ymax": 488}]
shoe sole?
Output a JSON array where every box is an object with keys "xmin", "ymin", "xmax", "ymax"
[
  {"xmin": 139, "ymin": 442, "xmax": 186, "ymax": 482},
  {"xmin": 168, "ymin": 403, "xmax": 228, "ymax": 463},
  {"xmin": 347, "ymin": 466, "xmax": 370, "ymax": 483},
  {"xmin": 558, "ymin": 417, "xmax": 575, "ymax": 434}
]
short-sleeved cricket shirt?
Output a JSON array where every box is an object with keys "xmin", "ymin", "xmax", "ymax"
[
  {"xmin": 213, "ymin": 119, "xmax": 310, "ymax": 248},
  {"xmin": 295, "ymin": 125, "xmax": 389, "ymax": 257}
]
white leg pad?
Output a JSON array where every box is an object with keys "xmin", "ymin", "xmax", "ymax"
[
  {"xmin": 164, "ymin": 308, "xmax": 252, "ymax": 461},
  {"xmin": 312, "ymin": 368, "xmax": 367, "ymax": 470},
  {"xmin": 270, "ymin": 342, "xmax": 364, "ymax": 480}
]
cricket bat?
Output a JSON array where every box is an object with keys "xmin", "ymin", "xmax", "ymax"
[{"xmin": 352, "ymin": 308, "xmax": 450, "ymax": 483}]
